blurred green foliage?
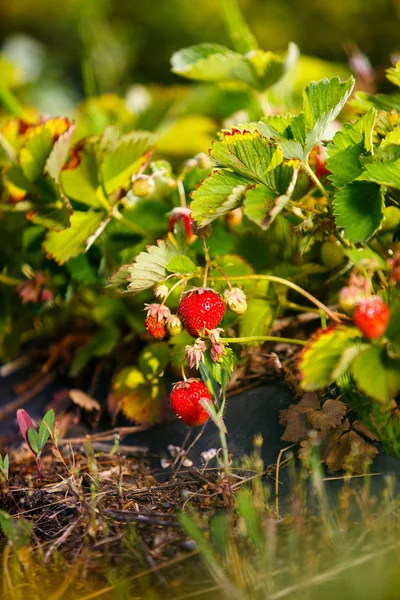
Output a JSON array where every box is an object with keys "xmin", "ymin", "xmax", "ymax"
[{"xmin": 0, "ymin": 0, "xmax": 399, "ymax": 102}]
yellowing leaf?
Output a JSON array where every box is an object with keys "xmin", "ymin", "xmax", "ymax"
[{"xmin": 111, "ymin": 366, "xmax": 165, "ymax": 425}]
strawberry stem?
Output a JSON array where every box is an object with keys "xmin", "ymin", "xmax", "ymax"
[
  {"xmin": 177, "ymin": 179, "xmax": 187, "ymax": 208},
  {"xmin": 302, "ymin": 162, "xmax": 329, "ymax": 199},
  {"xmin": 212, "ymin": 274, "xmax": 341, "ymax": 323},
  {"xmin": 222, "ymin": 336, "xmax": 306, "ymax": 346}
]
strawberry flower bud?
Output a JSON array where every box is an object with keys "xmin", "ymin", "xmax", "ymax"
[
  {"xmin": 185, "ymin": 339, "xmax": 207, "ymax": 369},
  {"xmin": 166, "ymin": 314, "xmax": 183, "ymax": 336},
  {"xmin": 154, "ymin": 284, "xmax": 169, "ymax": 299},
  {"xmin": 211, "ymin": 342, "xmax": 225, "ymax": 363},
  {"xmin": 224, "ymin": 287, "xmax": 247, "ymax": 315},
  {"xmin": 144, "ymin": 303, "xmax": 171, "ymax": 322},
  {"xmin": 208, "ymin": 328, "xmax": 224, "ymax": 345}
]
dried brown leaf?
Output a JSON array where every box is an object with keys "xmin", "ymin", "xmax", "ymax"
[
  {"xmin": 325, "ymin": 429, "xmax": 378, "ymax": 473},
  {"xmin": 279, "ymin": 393, "xmax": 320, "ymax": 443},
  {"xmin": 69, "ymin": 389, "xmax": 102, "ymax": 412},
  {"xmin": 352, "ymin": 420, "xmax": 379, "ymax": 441},
  {"xmin": 307, "ymin": 399, "xmax": 347, "ymax": 431}
]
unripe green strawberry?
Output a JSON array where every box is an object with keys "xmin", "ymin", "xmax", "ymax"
[
  {"xmin": 166, "ymin": 315, "xmax": 183, "ymax": 337},
  {"xmin": 320, "ymin": 241, "xmax": 345, "ymax": 269},
  {"xmin": 132, "ymin": 175, "xmax": 155, "ymax": 197},
  {"xmin": 382, "ymin": 206, "xmax": 400, "ymax": 232},
  {"xmin": 223, "ymin": 287, "xmax": 247, "ymax": 315}
]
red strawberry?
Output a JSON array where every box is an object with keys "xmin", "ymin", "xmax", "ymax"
[
  {"xmin": 179, "ymin": 288, "xmax": 225, "ymax": 337},
  {"xmin": 145, "ymin": 314, "xmax": 166, "ymax": 339},
  {"xmin": 169, "ymin": 379, "xmax": 211, "ymax": 426},
  {"xmin": 168, "ymin": 207, "xmax": 192, "ymax": 238},
  {"xmin": 353, "ymin": 296, "xmax": 391, "ymax": 340}
]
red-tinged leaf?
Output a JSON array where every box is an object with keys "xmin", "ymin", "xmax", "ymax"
[{"xmin": 16, "ymin": 409, "xmax": 36, "ymax": 456}]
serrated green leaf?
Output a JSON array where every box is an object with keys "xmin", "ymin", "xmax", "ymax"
[
  {"xmin": 127, "ymin": 238, "xmax": 179, "ymax": 293},
  {"xmin": 303, "ymin": 76, "xmax": 355, "ymax": 149},
  {"xmin": 352, "ymin": 345, "xmax": 400, "ymax": 403},
  {"xmin": 20, "ymin": 127, "xmax": 53, "ymax": 182},
  {"xmin": 190, "ymin": 169, "xmax": 251, "ymax": 226},
  {"xmin": 344, "ymin": 247, "xmax": 389, "ymax": 270},
  {"xmin": 101, "ymin": 131, "xmax": 155, "ymax": 194},
  {"xmin": 327, "ymin": 142, "xmax": 364, "ymax": 188},
  {"xmin": 210, "ymin": 130, "xmax": 283, "ymax": 185},
  {"xmin": 166, "ymin": 255, "xmax": 196, "ymax": 274},
  {"xmin": 333, "ymin": 182, "xmax": 384, "ymax": 243},
  {"xmin": 61, "ymin": 143, "xmax": 106, "ymax": 208},
  {"xmin": 258, "ymin": 77, "xmax": 355, "ymax": 160},
  {"xmin": 171, "ymin": 43, "xmax": 256, "ymax": 87},
  {"xmin": 358, "ymin": 158, "xmax": 400, "ymax": 189},
  {"xmin": 204, "ymin": 346, "xmax": 235, "ymax": 386},
  {"xmin": 43, "ymin": 210, "xmax": 107, "ymax": 264},
  {"xmin": 243, "ymin": 185, "xmax": 276, "ymax": 229},
  {"xmin": 386, "ymin": 62, "xmax": 400, "ymax": 88},
  {"xmin": 300, "ymin": 326, "xmax": 362, "ymax": 391},
  {"xmin": 239, "ymin": 298, "xmax": 275, "ymax": 342},
  {"xmin": 45, "ymin": 123, "xmax": 75, "ymax": 184},
  {"xmin": 328, "ymin": 109, "xmax": 376, "ymax": 155},
  {"xmin": 105, "ymin": 264, "xmax": 133, "ymax": 294}
]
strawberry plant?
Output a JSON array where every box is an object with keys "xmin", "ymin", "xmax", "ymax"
[{"xmin": 0, "ymin": 0, "xmax": 399, "ymax": 471}]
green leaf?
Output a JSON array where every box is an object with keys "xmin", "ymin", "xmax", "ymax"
[
  {"xmin": 243, "ymin": 185, "xmax": 282, "ymax": 230},
  {"xmin": 327, "ymin": 109, "xmax": 376, "ymax": 155},
  {"xmin": 45, "ymin": 123, "xmax": 75, "ymax": 184},
  {"xmin": 110, "ymin": 366, "xmax": 165, "ymax": 425},
  {"xmin": 43, "ymin": 210, "xmax": 107, "ymax": 264},
  {"xmin": 204, "ymin": 346, "xmax": 235, "ymax": 385},
  {"xmin": 352, "ymin": 345, "xmax": 400, "ymax": 403},
  {"xmin": 199, "ymin": 361, "xmax": 220, "ymax": 401},
  {"xmin": 358, "ymin": 158, "xmax": 400, "ymax": 189},
  {"xmin": 210, "ymin": 130, "xmax": 283, "ymax": 185},
  {"xmin": 105, "ymin": 264, "xmax": 133, "ymax": 294},
  {"xmin": 171, "ymin": 44, "xmax": 256, "ymax": 87},
  {"xmin": 333, "ymin": 182, "xmax": 384, "ymax": 243},
  {"xmin": 166, "ymin": 255, "xmax": 196, "ymax": 274},
  {"xmin": 190, "ymin": 169, "xmax": 251, "ymax": 226},
  {"xmin": 302, "ymin": 76, "xmax": 355, "ymax": 150},
  {"xmin": 126, "ymin": 238, "xmax": 180, "ymax": 294},
  {"xmin": 69, "ymin": 327, "xmax": 119, "ymax": 377},
  {"xmin": 101, "ymin": 131, "xmax": 155, "ymax": 194},
  {"xmin": 239, "ymin": 298, "xmax": 275, "ymax": 341},
  {"xmin": 386, "ymin": 62, "xmax": 400, "ymax": 88},
  {"xmin": 327, "ymin": 142, "xmax": 364, "ymax": 188},
  {"xmin": 61, "ymin": 143, "xmax": 106, "ymax": 208},
  {"xmin": 0, "ymin": 511, "xmax": 33, "ymax": 550},
  {"xmin": 38, "ymin": 409, "xmax": 55, "ymax": 449},
  {"xmin": 300, "ymin": 326, "xmax": 362, "ymax": 391},
  {"xmin": 20, "ymin": 127, "xmax": 53, "ymax": 182},
  {"xmin": 259, "ymin": 76, "xmax": 355, "ymax": 160},
  {"xmin": 139, "ymin": 342, "xmax": 170, "ymax": 379},
  {"xmin": 386, "ymin": 297, "xmax": 400, "ymax": 354},
  {"xmin": 344, "ymin": 247, "xmax": 389, "ymax": 270},
  {"xmin": 27, "ymin": 428, "xmax": 40, "ymax": 455}
]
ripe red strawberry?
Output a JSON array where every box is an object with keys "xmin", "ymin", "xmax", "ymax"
[
  {"xmin": 168, "ymin": 207, "xmax": 192, "ymax": 238},
  {"xmin": 169, "ymin": 379, "xmax": 211, "ymax": 426},
  {"xmin": 353, "ymin": 296, "xmax": 391, "ymax": 340},
  {"xmin": 145, "ymin": 314, "xmax": 166, "ymax": 339},
  {"xmin": 179, "ymin": 288, "xmax": 225, "ymax": 337}
]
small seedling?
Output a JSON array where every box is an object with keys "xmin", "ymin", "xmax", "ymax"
[
  {"xmin": 0, "ymin": 454, "xmax": 9, "ymax": 483},
  {"xmin": 16, "ymin": 408, "xmax": 55, "ymax": 478}
]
